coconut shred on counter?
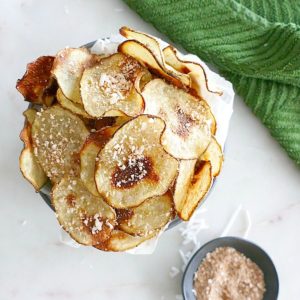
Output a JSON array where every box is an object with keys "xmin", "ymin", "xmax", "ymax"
[{"xmin": 193, "ymin": 247, "xmax": 266, "ymax": 300}]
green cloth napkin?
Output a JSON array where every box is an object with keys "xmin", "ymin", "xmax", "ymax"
[{"xmin": 123, "ymin": 0, "xmax": 300, "ymax": 165}]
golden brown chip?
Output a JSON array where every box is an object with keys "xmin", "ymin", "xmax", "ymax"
[
  {"xmin": 173, "ymin": 159, "xmax": 197, "ymax": 215},
  {"xmin": 119, "ymin": 27, "xmax": 190, "ymax": 88},
  {"xmin": 19, "ymin": 109, "xmax": 47, "ymax": 190},
  {"xmin": 163, "ymin": 45, "xmax": 222, "ymax": 99},
  {"xmin": 118, "ymin": 192, "xmax": 174, "ymax": 236},
  {"xmin": 163, "ymin": 46, "xmax": 220, "ymax": 134},
  {"xmin": 176, "ymin": 161, "xmax": 212, "ymax": 221},
  {"xmin": 120, "ymin": 26, "xmax": 165, "ymax": 65},
  {"xmin": 201, "ymin": 137, "xmax": 223, "ymax": 177},
  {"xmin": 80, "ymin": 53, "xmax": 145, "ymax": 117},
  {"xmin": 94, "ymin": 229, "xmax": 157, "ymax": 252},
  {"xmin": 209, "ymin": 111, "xmax": 217, "ymax": 135},
  {"xmin": 56, "ymin": 88, "xmax": 93, "ymax": 119},
  {"xmin": 16, "ymin": 56, "xmax": 56, "ymax": 105},
  {"xmin": 52, "ymin": 177, "xmax": 116, "ymax": 246},
  {"xmin": 80, "ymin": 126, "xmax": 120, "ymax": 196},
  {"xmin": 142, "ymin": 79, "xmax": 212, "ymax": 159},
  {"xmin": 95, "ymin": 115, "xmax": 178, "ymax": 208},
  {"xmin": 52, "ymin": 48, "xmax": 99, "ymax": 104},
  {"xmin": 31, "ymin": 105, "xmax": 89, "ymax": 183},
  {"xmin": 19, "ymin": 147, "xmax": 48, "ymax": 191},
  {"xmin": 118, "ymin": 40, "xmax": 184, "ymax": 89}
]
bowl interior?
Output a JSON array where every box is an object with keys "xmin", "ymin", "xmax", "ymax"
[{"xmin": 182, "ymin": 236, "xmax": 279, "ymax": 300}]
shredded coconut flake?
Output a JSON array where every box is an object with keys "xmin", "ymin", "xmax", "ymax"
[{"xmin": 91, "ymin": 215, "xmax": 103, "ymax": 234}]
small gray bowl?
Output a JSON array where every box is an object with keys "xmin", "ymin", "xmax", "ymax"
[{"xmin": 182, "ymin": 236, "xmax": 279, "ymax": 300}]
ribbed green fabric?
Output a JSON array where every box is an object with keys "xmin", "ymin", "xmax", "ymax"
[{"xmin": 123, "ymin": 0, "xmax": 300, "ymax": 165}]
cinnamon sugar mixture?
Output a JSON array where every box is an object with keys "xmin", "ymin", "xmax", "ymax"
[{"xmin": 194, "ymin": 247, "xmax": 266, "ymax": 300}]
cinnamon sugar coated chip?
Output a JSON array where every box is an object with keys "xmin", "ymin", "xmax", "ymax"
[{"xmin": 194, "ymin": 247, "xmax": 265, "ymax": 300}]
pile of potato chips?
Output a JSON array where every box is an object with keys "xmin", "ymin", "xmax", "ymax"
[{"xmin": 17, "ymin": 27, "xmax": 223, "ymax": 252}]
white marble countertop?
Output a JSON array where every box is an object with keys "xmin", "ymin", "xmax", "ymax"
[{"xmin": 1, "ymin": 0, "xmax": 299, "ymax": 299}]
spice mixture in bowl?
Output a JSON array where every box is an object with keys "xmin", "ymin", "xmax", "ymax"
[
  {"xmin": 182, "ymin": 237, "xmax": 279, "ymax": 300},
  {"xmin": 194, "ymin": 247, "xmax": 265, "ymax": 300}
]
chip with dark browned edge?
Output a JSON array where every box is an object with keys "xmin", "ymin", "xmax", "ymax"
[
  {"xmin": 174, "ymin": 160, "xmax": 212, "ymax": 221},
  {"xmin": 80, "ymin": 126, "xmax": 120, "ymax": 196},
  {"xmin": 19, "ymin": 108, "xmax": 48, "ymax": 190},
  {"xmin": 81, "ymin": 53, "xmax": 146, "ymax": 117},
  {"xmin": 143, "ymin": 79, "xmax": 212, "ymax": 160},
  {"xmin": 95, "ymin": 115, "xmax": 178, "ymax": 208},
  {"xmin": 118, "ymin": 192, "xmax": 174, "ymax": 236},
  {"xmin": 94, "ymin": 229, "xmax": 157, "ymax": 252},
  {"xmin": 16, "ymin": 56, "xmax": 56, "ymax": 106},
  {"xmin": 52, "ymin": 177, "xmax": 116, "ymax": 245}
]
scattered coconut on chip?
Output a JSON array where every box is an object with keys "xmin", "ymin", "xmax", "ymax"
[
  {"xmin": 52, "ymin": 176, "xmax": 116, "ymax": 246},
  {"xmin": 19, "ymin": 108, "xmax": 48, "ymax": 190},
  {"xmin": 31, "ymin": 105, "xmax": 89, "ymax": 183},
  {"xmin": 95, "ymin": 115, "xmax": 178, "ymax": 209},
  {"xmin": 81, "ymin": 53, "xmax": 147, "ymax": 117}
]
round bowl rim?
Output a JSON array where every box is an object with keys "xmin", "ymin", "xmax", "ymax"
[{"xmin": 182, "ymin": 236, "xmax": 279, "ymax": 300}]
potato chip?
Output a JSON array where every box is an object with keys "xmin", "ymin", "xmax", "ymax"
[
  {"xmin": 80, "ymin": 53, "xmax": 145, "ymax": 117},
  {"xmin": 94, "ymin": 229, "xmax": 156, "ymax": 252},
  {"xmin": 173, "ymin": 159, "xmax": 197, "ymax": 215},
  {"xmin": 120, "ymin": 26, "xmax": 166, "ymax": 67},
  {"xmin": 118, "ymin": 192, "xmax": 174, "ymax": 236},
  {"xmin": 177, "ymin": 161, "xmax": 212, "ymax": 221},
  {"xmin": 163, "ymin": 45, "xmax": 222, "ymax": 99},
  {"xmin": 19, "ymin": 109, "xmax": 48, "ymax": 190},
  {"xmin": 56, "ymin": 88, "xmax": 93, "ymax": 119},
  {"xmin": 16, "ymin": 56, "xmax": 56, "ymax": 105},
  {"xmin": 201, "ymin": 137, "xmax": 223, "ymax": 177},
  {"xmin": 142, "ymin": 79, "xmax": 212, "ymax": 159},
  {"xmin": 31, "ymin": 105, "xmax": 89, "ymax": 183},
  {"xmin": 52, "ymin": 48, "xmax": 99, "ymax": 104},
  {"xmin": 95, "ymin": 115, "xmax": 178, "ymax": 208},
  {"xmin": 119, "ymin": 27, "xmax": 190, "ymax": 88},
  {"xmin": 19, "ymin": 148, "xmax": 48, "ymax": 191},
  {"xmin": 80, "ymin": 126, "xmax": 119, "ymax": 196},
  {"xmin": 163, "ymin": 46, "xmax": 221, "ymax": 134},
  {"xmin": 52, "ymin": 177, "xmax": 116, "ymax": 246},
  {"xmin": 118, "ymin": 40, "xmax": 183, "ymax": 89}
]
